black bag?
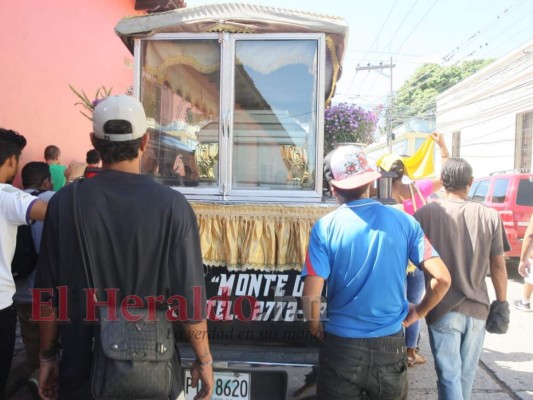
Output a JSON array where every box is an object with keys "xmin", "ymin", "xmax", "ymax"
[
  {"xmin": 91, "ymin": 307, "xmax": 174, "ymax": 399},
  {"xmin": 11, "ymin": 190, "xmax": 43, "ymax": 280},
  {"xmin": 73, "ymin": 181, "xmax": 175, "ymax": 400}
]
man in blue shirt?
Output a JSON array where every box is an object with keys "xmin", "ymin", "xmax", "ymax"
[{"xmin": 302, "ymin": 145, "xmax": 451, "ymax": 400}]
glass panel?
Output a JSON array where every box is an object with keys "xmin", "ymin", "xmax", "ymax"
[
  {"xmin": 491, "ymin": 178, "xmax": 509, "ymax": 203},
  {"xmin": 467, "ymin": 180, "xmax": 480, "ymax": 199},
  {"xmin": 232, "ymin": 40, "xmax": 318, "ymax": 190},
  {"xmin": 516, "ymin": 178, "xmax": 533, "ymax": 206},
  {"xmin": 139, "ymin": 39, "xmax": 221, "ymax": 188},
  {"xmin": 471, "ymin": 180, "xmax": 489, "ymax": 202}
]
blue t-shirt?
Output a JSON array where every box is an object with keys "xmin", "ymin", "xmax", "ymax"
[{"xmin": 302, "ymin": 198, "xmax": 438, "ymax": 338}]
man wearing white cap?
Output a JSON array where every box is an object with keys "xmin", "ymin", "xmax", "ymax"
[
  {"xmin": 302, "ymin": 144, "xmax": 451, "ymax": 400},
  {"xmin": 35, "ymin": 96, "xmax": 213, "ymax": 400}
]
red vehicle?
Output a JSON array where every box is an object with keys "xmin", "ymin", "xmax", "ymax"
[{"xmin": 468, "ymin": 170, "xmax": 533, "ymax": 259}]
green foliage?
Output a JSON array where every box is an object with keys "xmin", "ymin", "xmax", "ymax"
[
  {"xmin": 69, "ymin": 84, "xmax": 113, "ymax": 121},
  {"xmin": 389, "ymin": 59, "xmax": 493, "ymax": 129}
]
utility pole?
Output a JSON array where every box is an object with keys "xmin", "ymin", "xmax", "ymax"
[{"xmin": 355, "ymin": 57, "xmax": 396, "ymax": 152}]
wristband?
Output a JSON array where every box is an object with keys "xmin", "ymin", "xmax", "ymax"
[
  {"xmin": 194, "ymin": 358, "xmax": 213, "ymax": 367},
  {"xmin": 40, "ymin": 353, "xmax": 60, "ymax": 363},
  {"xmin": 66, "ymin": 176, "xmax": 84, "ymax": 185}
]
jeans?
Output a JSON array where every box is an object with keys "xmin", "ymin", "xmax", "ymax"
[
  {"xmin": 428, "ymin": 311, "xmax": 486, "ymax": 400},
  {"xmin": 0, "ymin": 303, "xmax": 17, "ymax": 400},
  {"xmin": 16, "ymin": 302, "xmax": 40, "ymax": 373},
  {"xmin": 317, "ymin": 331, "xmax": 408, "ymax": 400},
  {"xmin": 405, "ymin": 268, "xmax": 425, "ymax": 349}
]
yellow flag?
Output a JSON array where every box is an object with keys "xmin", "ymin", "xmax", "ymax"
[{"xmin": 402, "ymin": 137, "xmax": 435, "ymax": 180}]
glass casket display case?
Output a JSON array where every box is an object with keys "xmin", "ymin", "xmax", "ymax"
[{"xmin": 116, "ymin": 3, "xmax": 348, "ymax": 203}]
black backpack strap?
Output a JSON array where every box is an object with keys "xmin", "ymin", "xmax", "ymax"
[{"xmin": 72, "ymin": 180, "xmax": 98, "ymax": 300}]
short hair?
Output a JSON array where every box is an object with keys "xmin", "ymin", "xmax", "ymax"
[
  {"xmin": 21, "ymin": 162, "xmax": 51, "ymax": 189},
  {"xmin": 91, "ymin": 120, "xmax": 143, "ymax": 164},
  {"xmin": 0, "ymin": 128, "xmax": 26, "ymax": 166},
  {"xmin": 86, "ymin": 149, "xmax": 101, "ymax": 164},
  {"xmin": 441, "ymin": 158, "xmax": 473, "ymax": 192},
  {"xmin": 44, "ymin": 145, "xmax": 61, "ymax": 161},
  {"xmin": 333, "ymin": 182, "xmax": 372, "ymax": 202}
]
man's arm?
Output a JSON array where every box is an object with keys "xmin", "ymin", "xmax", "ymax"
[
  {"xmin": 518, "ymin": 215, "xmax": 533, "ymax": 277},
  {"xmin": 38, "ymin": 306, "xmax": 59, "ymax": 400},
  {"xmin": 302, "ymin": 276, "xmax": 325, "ymax": 340},
  {"xmin": 430, "ymin": 132, "xmax": 450, "ymax": 193},
  {"xmin": 403, "ymin": 257, "xmax": 451, "ymax": 327},
  {"xmin": 181, "ymin": 320, "xmax": 213, "ymax": 400},
  {"xmin": 489, "ymin": 254, "xmax": 507, "ymax": 302},
  {"xmin": 29, "ymin": 199, "xmax": 48, "ymax": 221}
]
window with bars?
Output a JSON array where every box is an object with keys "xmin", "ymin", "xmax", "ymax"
[{"xmin": 515, "ymin": 110, "xmax": 533, "ymax": 170}]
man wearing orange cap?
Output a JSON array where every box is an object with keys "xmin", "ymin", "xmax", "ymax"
[{"xmin": 302, "ymin": 144, "xmax": 451, "ymax": 400}]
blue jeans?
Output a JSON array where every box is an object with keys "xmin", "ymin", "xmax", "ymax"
[
  {"xmin": 428, "ymin": 312, "xmax": 486, "ymax": 400},
  {"xmin": 317, "ymin": 331, "xmax": 408, "ymax": 400},
  {"xmin": 405, "ymin": 268, "xmax": 425, "ymax": 349}
]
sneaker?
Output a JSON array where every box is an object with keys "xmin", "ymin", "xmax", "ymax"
[
  {"xmin": 26, "ymin": 377, "xmax": 39, "ymax": 399},
  {"xmin": 514, "ymin": 299, "xmax": 531, "ymax": 312}
]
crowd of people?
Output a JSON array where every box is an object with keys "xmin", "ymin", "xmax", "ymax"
[{"xmin": 0, "ymin": 95, "xmax": 528, "ymax": 400}]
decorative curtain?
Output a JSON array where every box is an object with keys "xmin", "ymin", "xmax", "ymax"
[{"xmin": 190, "ymin": 202, "xmax": 336, "ymax": 271}]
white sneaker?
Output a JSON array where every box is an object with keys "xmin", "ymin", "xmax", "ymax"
[{"xmin": 514, "ymin": 299, "xmax": 532, "ymax": 312}]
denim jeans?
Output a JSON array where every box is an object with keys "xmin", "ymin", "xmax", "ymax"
[
  {"xmin": 405, "ymin": 268, "xmax": 426, "ymax": 348},
  {"xmin": 317, "ymin": 331, "xmax": 408, "ymax": 400},
  {"xmin": 428, "ymin": 311, "xmax": 486, "ymax": 400}
]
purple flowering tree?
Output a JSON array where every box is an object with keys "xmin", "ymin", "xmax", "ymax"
[{"xmin": 324, "ymin": 103, "xmax": 382, "ymax": 153}]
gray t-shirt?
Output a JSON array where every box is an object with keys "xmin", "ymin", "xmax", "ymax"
[{"xmin": 414, "ymin": 199, "xmax": 504, "ymax": 324}]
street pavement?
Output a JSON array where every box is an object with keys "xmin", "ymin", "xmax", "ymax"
[{"xmin": 7, "ymin": 268, "xmax": 533, "ymax": 399}]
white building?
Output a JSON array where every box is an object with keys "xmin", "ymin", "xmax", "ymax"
[{"xmin": 436, "ymin": 41, "xmax": 533, "ymax": 177}]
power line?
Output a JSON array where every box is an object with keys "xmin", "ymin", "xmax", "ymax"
[
  {"xmin": 350, "ymin": 0, "xmax": 400, "ymax": 96},
  {"xmin": 364, "ymin": 0, "xmax": 420, "ymax": 96},
  {"xmin": 444, "ymin": 0, "xmax": 527, "ymax": 63},
  {"xmin": 474, "ymin": 11, "xmax": 533, "ymax": 60},
  {"xmin": 394, "ymin": 0, "xmax": 439, "ymax": 56}
]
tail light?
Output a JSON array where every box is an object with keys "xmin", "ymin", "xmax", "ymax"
[
  {"xmin": 499, "ymin": 210, "xmax": 515, "ymax": 230},
  {"xmin": 515, "ymin": 212, "xmax": 532, "ymax": 239}
]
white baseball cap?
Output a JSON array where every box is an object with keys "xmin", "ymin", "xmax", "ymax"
[
  {"xmin": 92, "ymin": 95, "xmax": 147, "ymax": 141},
  {"xmin": 328, "ymin": 145, "xmax": 382, "ymax": 190}
]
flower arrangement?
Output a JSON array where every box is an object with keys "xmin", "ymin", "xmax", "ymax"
[
  {"xmin": 324, "ymin": 103, "xmax": 382, "ymax": 153},
  {"xmin": 69, "ymin": 84, "xmax": 113, "ymax": 120}
]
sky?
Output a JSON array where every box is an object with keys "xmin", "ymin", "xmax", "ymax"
[{"xmin": 189, "ymin": 0, "xmax": 533, "ymax": 108}]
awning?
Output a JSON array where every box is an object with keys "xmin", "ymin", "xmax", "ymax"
[{"xmin": 115, "ymin": 3, "xmax": 349, "ymax": 104}]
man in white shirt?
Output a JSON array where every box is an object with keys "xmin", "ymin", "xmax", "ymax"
[{"xmin": 0, "ymin": 128, "xmax": 47, "ymax": 400}]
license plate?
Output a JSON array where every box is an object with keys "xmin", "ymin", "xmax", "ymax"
[{"xmin": 184, "ymin": 370, "xmax": 250, "ymax": 400}]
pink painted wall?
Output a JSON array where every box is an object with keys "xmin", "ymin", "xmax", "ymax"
[{"xmin": 0, "ymin": 0, "xmax": 143, "ymax": 185}]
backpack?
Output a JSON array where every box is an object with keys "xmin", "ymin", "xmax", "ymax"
[{"xmin": 11, "ymin": 190, "xmax": 44, "ymax": 280}]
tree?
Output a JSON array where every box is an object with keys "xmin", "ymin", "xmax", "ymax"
[{"xmin": 388, "ymin": 59, "xmax": 493, "ymax": 129}]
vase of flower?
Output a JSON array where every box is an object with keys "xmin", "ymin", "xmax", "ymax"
[{"xmin": 334, "ymin": 142, "xmax": 367, "ymax": 149}]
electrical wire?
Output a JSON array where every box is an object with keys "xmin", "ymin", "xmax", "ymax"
[
  {"xmin": 351, "ymin": 0, "xmax": 400, "ymax": 97},
  {"xmin": 394, "ymin": 0, "xmax": 439, "ymax": 56},
  {"xmin": 443, "ymin": 0, "xmax": 526, "ymax": 63},
  {"xmin": 357, "ymin": 0, "xmax": 422, "ymax": 99}
]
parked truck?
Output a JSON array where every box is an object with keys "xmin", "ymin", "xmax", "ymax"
[{"xmin": 115, "ymin": 4, "xmax": 350, "ymax": 399}]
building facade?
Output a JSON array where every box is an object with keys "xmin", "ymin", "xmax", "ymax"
[{"xmin": 436, "ymin": 41, "xmax": 533, "ymax": 177}]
